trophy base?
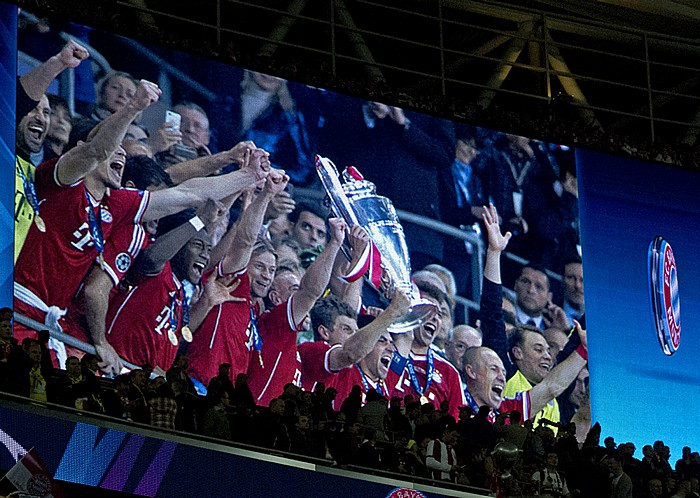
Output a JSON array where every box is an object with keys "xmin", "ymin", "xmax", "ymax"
[{"xmin": 387, "ymin": 299, "xmax": 438, "ymax": 334}]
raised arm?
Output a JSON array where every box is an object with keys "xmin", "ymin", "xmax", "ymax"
[
  {"xmin": 529, "ymin": 321, "xmax": 587, "ymax": 415},
  {"xmin": 328, "ymin": 288, "xmax": 410, "ymax": 371},
  {"xmin": 219, "ymin": 166, "xmax": 288, "ymax": 274},
  {"xmin": 143, "ymin": 148, "xmax": 271, "ymax": 222},
  {"xmin": 291, "ymin": 218, "xmax": 345, "ymax": 322},
  {"xmin": 330, "ymin": 225, "xmax": 370, "ymax": 313},
  {"xmin": 165, "ymin": 140, "xmax": 256, "ymax": 185},
  {"xmin": 483, "ymin": 203, "xmax": 511, "ymax": 285},
  {"xmin": 479, "ymin": 203, "xmax": 512, "ymax": 372},
  {"xmin": 56, "ymin": 79, "xmax": 161, "ymax": 186},
  {"xmin": 20, "ymin": 40, "xmax": 89, "ymax": 101},
  {"xmin": 136, "ymin": 199, "xmax": 226, "ymax": 276}
]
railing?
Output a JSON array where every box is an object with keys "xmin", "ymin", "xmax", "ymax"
[
  {"xmin": 0, "ymin": 391, "xmax": 492, "ymax": 497},
  {"xmin": 77, "ymin": 0, "xmax": 700, "ymax": 147}
]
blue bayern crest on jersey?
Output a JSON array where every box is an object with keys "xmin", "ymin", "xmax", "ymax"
[{"xmin": 100, "ymin": 207, "xmax": 113, "ymax": 223}]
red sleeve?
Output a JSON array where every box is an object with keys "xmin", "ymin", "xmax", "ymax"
[
  {"xmin": 34, "ymin": 157, "xmax": 66, "ymax": 200},
  {"xmin": 299, "ymin": 341, "xmax": 339, "ymax": 390},
  {"xmin": 109, "ymin": 188, "xmax": 150, "ymax": 226},
  {"xmin": 447, "ymin": 370, "xmax": 467, "ymax": 420}
]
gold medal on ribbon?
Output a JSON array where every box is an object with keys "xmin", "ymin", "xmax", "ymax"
[
  {"xmin": 181, "ymin": 325, "xmax": 193, "ymax": 342},
  {"xmin": 34, "ymin": 214, "xmax": 46, "ymax": 232},
  {"xmin": 167, "ymin": 329, "xmax": 179, "ymax": 346},
  {"xmin": 420, "ymin": 395, "xmax": 429, "ymax": 405}
]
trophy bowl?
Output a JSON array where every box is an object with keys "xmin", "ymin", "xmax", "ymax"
[{"xmin": 316, "ymin": 155, "xmax": 436, "ymax": 333}]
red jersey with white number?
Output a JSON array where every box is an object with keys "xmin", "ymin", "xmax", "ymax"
[
  {"xmin": 247, "ymin": 297, "xmax": 304, "ymax": 406},
  {"xmin": 329, "ymin": 365, "xmax": 399, "ymax": 411},
  {"xmin": 187, "ymin": 264, "xmax": 251, "ymax": 387},
  {"xmin": 14, "ymin": 157, "xmax": 150, "ymax": 324},
  {"xmin": 298, "ymin": 340, "xmax": 340, "ymax": 392},
  {"xmin": 389, "ymin": 351, "xmax": 466, "ymax": 420},
  {"xmin": 104, "ymin": 261, "xmax": 185, "ymax": 371}
]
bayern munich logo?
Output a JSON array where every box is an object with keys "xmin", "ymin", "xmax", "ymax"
[
  {"xmin": 648, "ymin": 236, "xmax": 681, "ymax": 356},
  {"xmin": 385, "ymin": 489, "xmax": 426, "ymax": 498},
  {"xmin": 26, "ymin": 473, "xmax": 52, "ymax": 496}
]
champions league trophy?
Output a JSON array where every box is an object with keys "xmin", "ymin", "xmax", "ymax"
[{"xmin": 316, "ymin": 155, "xmax": 436, "ymax": 333}]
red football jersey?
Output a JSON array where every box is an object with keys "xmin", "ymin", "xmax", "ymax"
[
  {"xmin": 329, "ymin": 365, "xmax": 397, "ymax": 411},
  {"xmin": 389, "ymin": 351, "xmax": 466, "ymax": 420},
  {"xmin": 298, "ymin": 340, "xmax": 342, "ymax": 392},
  {"xmin": 101, "ymin": 223, "xmax": 148, "ymax": 287},
  {"xmin": 14, "ymin": 158, "xmax": 149, "ymax": 337},
  {"xmin": 62, "ymin": 223, "xmax": 150, "ymax": 345},
  {"xmin": 187, "ymin": 264, "xmax": 251, "ymax": 388},
  {"xmin": 105, "ymin": 261, "xmax": 185, "ymax": 371},
  {"xmin": 246, "ymin": 297, "xmax": 304, "ymax": 407}
]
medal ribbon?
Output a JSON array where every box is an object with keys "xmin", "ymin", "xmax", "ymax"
[
  {"xmin": 355, "ymin": 364, "xmax": 385, "ymax": 396},
  {"xmin": 406, "ymin": 349, "xmax": 434, "ymax": 399},
  {"xmin": 249, "ymin": 306, "xmax": 263, "ymax": 352},
  {"xmin": 464, "ymin": 387, "xmax": 496, "ymax": 422},
  {"xmin": 503, "ymin": 153, "xmax": 532, "ymax": 190},
  {"xmin": 84, "ymin": 189, "xmax": 105, "ymax": 257},
  {"xmin": 168, "ymin": 292, "xmax": 179, "ymax": 334},
  {"xmin": 16, "ymin": 158, "xmax": 41, "ymax": 216},
  {"xmin": 181, "ymin": 279, "xmax": 195, "ymax": 328}
]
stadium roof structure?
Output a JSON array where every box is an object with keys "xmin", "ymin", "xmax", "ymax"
[{"xmin": 14, "ymin": 0, "xmax": 700, "ymax": 148}]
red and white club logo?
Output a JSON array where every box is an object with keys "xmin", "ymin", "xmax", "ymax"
[
  {"xmin": 662, "ymin": 245, "xmax": 681, "ymax": 350},
  {"xmin": 26, "ymin": 474, "xmax": 52, "ymax": 497},
  {"xmin": 386, "ymin": 489, "xmax": 426, "ymax": 498},
  {"xmin": 648, "ymin": 236, "xmax": 681, "ymax": 356}
]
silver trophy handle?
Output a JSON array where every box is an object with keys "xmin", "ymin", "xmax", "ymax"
[{"xmin": 315, "ymin": 156, "xmax": 360, "ymax": 226}]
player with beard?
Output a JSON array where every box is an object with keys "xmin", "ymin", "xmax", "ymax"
[
  {"xmin": 328, "ymin": 329, "xmax": 396, "ymax": 410},
  {"xmin": 246, "ymin": 218, "xmax": 347, "ymax": 406},
  {"xmin": 186, "ymin": 168, "xmax": 288, "ymax": 391},
  {"xmin": 387, "ymin": 282, "xmax": 465, "ymax": 420},
  {"xmin": 15, "ymin": 40, "xmax": 90, "ymax": 261},
  {"xmin": 13, "ymin": 81, "xmax": 271, "ymax": 367}
]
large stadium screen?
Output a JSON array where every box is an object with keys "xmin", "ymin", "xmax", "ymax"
[
  {"xmin": 11, "ymin": 0, "xmax": 671, "ymax": 486},
  {"xmin": 577, "ymin": 148, "xmax": 700, "ymax": 458}
]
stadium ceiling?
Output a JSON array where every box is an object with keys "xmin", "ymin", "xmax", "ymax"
[{"xmin": 15, "ymin": 0, "xmax": 700, "ymax": 145}]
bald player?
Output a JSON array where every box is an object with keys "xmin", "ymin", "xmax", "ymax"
[{"xmin": 462, "ymin": 329, "xmax": 587, "ymax": 423}]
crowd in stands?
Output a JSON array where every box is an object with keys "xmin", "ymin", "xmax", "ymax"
[
  {"xmin": 4, "ymin": 14, "xmax": 699, "ymax": 498},
  {"xmin": 2, "ymin": 330, "xmax": 700, "ymax": 498}
]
